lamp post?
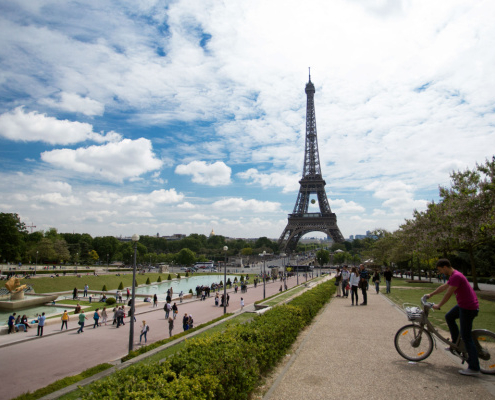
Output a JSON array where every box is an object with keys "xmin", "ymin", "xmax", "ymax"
[
  {"xmin": 261, "ymin": 251, "xmax": 266, "ymax": 299},
  {"xmin": 35, "ymin": 251, "xmax": 38, "ymax": 275},
  {"xmin": 128, "ymin": 234, "xmax": 139, "ymax": 352},
  {"xmin": 280, "ymin": 253, "xmax": 286, "ymax": 290},
  {"xmin": 223, "ymin": 246, "xmax": 228, "ymax": 314}
]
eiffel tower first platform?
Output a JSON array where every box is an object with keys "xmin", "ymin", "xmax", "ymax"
[{"xmin": 278, "ymin": 73, "xmax": 345, "ymax": 252}]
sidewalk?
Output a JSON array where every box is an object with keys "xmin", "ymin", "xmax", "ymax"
[
  {"xmin": 0, "ymin": 276, "xmax": 303, "ymax": 400},
  {"xmin": 264, "ymin": 291, "xmax": 495, "ymax": 400}
]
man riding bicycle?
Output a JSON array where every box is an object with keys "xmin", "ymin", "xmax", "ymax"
[{"xmin": 426, "ymin": 259, "xmax": 480, "ymax": 376}]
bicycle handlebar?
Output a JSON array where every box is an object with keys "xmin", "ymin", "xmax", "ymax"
[{"xmin": 421, "ymin": 295, "xmax": 435, "ymax": 310}]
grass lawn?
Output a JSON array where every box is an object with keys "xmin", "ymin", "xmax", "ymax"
[{"xmin": 6, "ymin": 272, "xmax": 178, "ymax": 294}]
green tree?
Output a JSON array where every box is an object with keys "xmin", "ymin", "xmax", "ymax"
[
  {"xmin": 175, "ymin": 248, "xmax": 196, "ymax": 266},
  {"xmin": 0, "ymin": 213, "xmax": 27, "ymax": 262},
  {"xmin": 315, "ymin": 249, "xmax": 330, "ymax": 266}
]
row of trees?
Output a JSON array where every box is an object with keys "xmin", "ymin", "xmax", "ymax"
[
  {"xmin": 366, "ymin": 157, "xmax": 495, "ymax": 289},
  {"xmin": 0, "ymin": 214, "xmax": 287, "ymax": 267}
]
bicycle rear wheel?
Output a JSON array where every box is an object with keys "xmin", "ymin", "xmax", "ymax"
[
  {"xmin": 472, "ymin": 329, "xmax": 495, "ymax": 374},
  {"xmin": 395, "ymin": 324, "xmax": 433, "ymax": 361}
]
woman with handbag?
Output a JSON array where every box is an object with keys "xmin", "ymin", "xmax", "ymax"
[{"xmin": 349, "ymin": 267, "xmax": 360, "ymax": 306}]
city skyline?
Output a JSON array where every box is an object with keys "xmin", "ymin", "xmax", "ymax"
[{"xmin": 1, "ymin": 1, "xmax": 494, "ymax": 240}]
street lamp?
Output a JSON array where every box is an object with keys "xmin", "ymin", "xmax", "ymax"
[
  {"xmin": 223, "ymin": 246, "xmax": 228, "ymax": 314},
  {"xmin": 128, "ymin": 233, "xmax": 139, "ymax": 352},
  {"xmin": 261, "ymin": 250, "xmax": 266, "ymax": 299},
  {"xmin": 280, "ymin": 253, "xmax": 286, "ymax": 290},
  {"xmin": 35, "ymin": 251, "xmax": 38, "ymax": 276}
]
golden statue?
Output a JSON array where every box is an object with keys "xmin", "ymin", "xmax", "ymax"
[{"xmin": 5, "ymin": 277, "xmax": 27, "ymax": 293}]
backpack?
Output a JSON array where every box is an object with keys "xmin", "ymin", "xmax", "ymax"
[{"xmin": 146, "ymin": 325, "xmax": 150, "ymax": 332}]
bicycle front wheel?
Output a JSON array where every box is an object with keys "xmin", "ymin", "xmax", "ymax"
[
  {"xmin": 395, "ymin": 324, "xmax": 433, "ymax": 362},
  {"xmin": 473, "ymin": 329, "xmax": 495, "ymax": 374}
]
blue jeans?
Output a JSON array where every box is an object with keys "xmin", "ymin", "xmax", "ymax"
[
  {"xmin": 386, "ymin": 280, "xmax": 391, "ymax": 293},
  {"xmin": 445, "ymin": 305, "xmax": 479, "ymax": 371},
  {"xmin": 342, "ymin": 280, "xmax": 349, "ymax": 297},
  {"xmin": 140, "ymin": 331, "xmax": 147, "ymax": 343}
]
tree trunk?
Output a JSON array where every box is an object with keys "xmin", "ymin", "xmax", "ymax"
[{"xmin": 469, "ymin": 247, "xmax": 479, "ymax": 291}]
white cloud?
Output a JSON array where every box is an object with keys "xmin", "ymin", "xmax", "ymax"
[
  {"xmin": 237, "ymin": 168, "xmax": 300, "ymax": 193},
  {"xmin": 40, "ymin": 138, "xmax": 163, "ymax": 182},
  {"xmin": 211, "ymin": 197, "xmax": 280, "ymax": 212},
  {"xmin": 33, "ymin": 192, "xmax": 81, "ymax": 206},
  {"xmin": 41, "ymin": 92, "xmax": 105, "ymax": 116},
  {"xmin": 177, "ymin": 202, "xmax": 196, "ymax": 209},
  {"xmin": 127, "ymin": 211, "xmax": 153, "ymax": 218},
  {"xmin": 330, "ymin": 199, "xmax": 366, "ymax": 214},
  {"xmin": 175, "ymin": 161, "xmax": 232, "ymax": 186},
  {"xmin": 0, "ymin": 107, "xmax": 121, "ymax": 144}
]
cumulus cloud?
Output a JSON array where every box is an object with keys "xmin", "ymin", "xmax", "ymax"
[
  {"xmin": 32, "ymin": 192, "xmax": 81, "ymax": 206},
  {"xmin": 0, "ymin": 107, "xmax": 121, "ymax": 144},
  {"xmin": 41, "ymin": 92, "xmax": 105, "ymax": 116},
  {"xmin": 211, "ymin": 197, "xmax": 280, "ymax": 212},
  {"xmin": 40, "ymin": 138, "xmax": 163, "ymax": 182},
  {"xmin": 175, "ymin": 161, "xmax": 232, "ymax": 186},
  {"xmin": 237, "ymin": 168, "xmax": 300, "ymax": 193}
]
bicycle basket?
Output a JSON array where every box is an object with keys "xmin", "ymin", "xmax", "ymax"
[{"xmin": 403, "ymin": 304, "xmax": 423, "ymax": 322}]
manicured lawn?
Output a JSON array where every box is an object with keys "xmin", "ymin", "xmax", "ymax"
[{"xmin": 5, "ymin": 272, "xmax": 177, "ymax": 294}]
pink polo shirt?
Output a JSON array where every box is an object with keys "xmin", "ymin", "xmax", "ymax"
[{"xmin": 448, "ymin": 270, "xmax": 479, "ymax": 310}]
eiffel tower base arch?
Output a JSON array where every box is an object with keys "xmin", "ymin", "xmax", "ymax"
[{"xmin": 278, "ymin": 214, "xmax": 345, "ymax": 253}]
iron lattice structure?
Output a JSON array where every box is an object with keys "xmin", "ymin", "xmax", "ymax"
[{"xmin": 278, "ymin": 74, "xmax": 344, "ymax": 252}]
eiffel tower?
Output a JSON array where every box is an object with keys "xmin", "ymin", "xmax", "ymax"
[{"xmin": 278, "ymin": 72, "xmax": 345, "ymax": 252}]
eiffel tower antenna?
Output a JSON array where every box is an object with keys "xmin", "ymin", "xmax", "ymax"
[{"xmin": 278, "ymin": 74, "xmax": 344, "ymax": 252}]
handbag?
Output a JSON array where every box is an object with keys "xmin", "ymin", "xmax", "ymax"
[
  {"xmin": 334, "ymin": 281, "xmax": 339, "ymax": 286},
  {"xmin": 345, "ymin": 284, "xmax": 350, "ymax": 291}
]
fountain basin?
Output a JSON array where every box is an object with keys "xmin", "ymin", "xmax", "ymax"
[{"xmin": 0, "ymin": 294, "xmax": 58, "ymax": 311}]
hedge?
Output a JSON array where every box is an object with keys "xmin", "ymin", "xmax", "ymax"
[{"xmin": 80, "ymin": 280, "xmax": 336, "ymax": 400}]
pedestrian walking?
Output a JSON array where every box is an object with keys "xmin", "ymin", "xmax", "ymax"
[
  {"xmin": 93, "ymin": 308, "xmax": 100, "ymax": 328},
  {"xmin": 341, "ymin": 265, "xmax": 350, "ymax": 298},
  {"xmin": 101, "ymin": 307, "xmax": 108, "ymax": 325},
  {"xmin": 77, "ymin": 311, "xmax": 87, "ymax": 333},
  {"xmin": 172, "ymin": 302, "xmax": 178, "ymax": 319},
  {"xmin": 179, "ymin": 291, "xmax": 183, "ymax": 303},
  {"xmin": 350, "ymin": 267, "xmax": 360, "ymax": 306},
  {"xmin": 126, "ymin": 288, "xmax": 130, "ymax": 300},
  {"xmin": 359, "ymin": 264, "xmax": 369, "ymax": 305},
  {"xmin": 83, "ymin": 284, "xmax": 88, "ymax": 297},
  {"xmin": 61, "ymin": 310, "xmax": 69, "ymax": 330},
  {"xmin": 241, "ymin": 297, "xmax": 244, "ymax": 310},
  {"xmin": 188, "ymin": 314, "xmax": 194, "ymax": 329},
  {"xmin": 139, "ymin": 320, "xmax": 149, "ymax": 344},
  {"xmin": 72, "ymin": 287, "xmax": 78, "ymax": 300},
  {"xmin": 372, "ymin": 270, "xmax": 381, "ymax": 294},
  {"xmin": 164, "ymin": 302, "xmax": 171, "ymax": 319},
  {"xmin": 153, "ymin": 294, "xmax": 158, "ymax": 307},
  {"xmin": 168, "ymin": 316, "xmax": 174, "ymax": 337},
  {"xmin": 384, "ymin": 267, "xmax": 392, "ymax": 294}
]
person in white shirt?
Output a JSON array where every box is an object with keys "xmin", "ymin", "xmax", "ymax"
[
  {"xmin": 349, "ymin": 267, "xmax": 361, "ymax": 306},
  {"xmin": 341, "ymin": 265, "xmax": 350, "ymax": 298}
]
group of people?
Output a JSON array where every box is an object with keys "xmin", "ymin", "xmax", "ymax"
[
  {"xmin": 334, "ymin": 265, "xmax": 394, "ymax": 305},
  {"xmin": 7, "ymin": 313, "xmax": 31, "ymax": 333}
]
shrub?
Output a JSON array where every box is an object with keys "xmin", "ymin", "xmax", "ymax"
[
  {"xmin": 177, "ymin": 273, "xmax": 181, "ymax": 279},
  {"xmin": 118, "ymin": 282, "xmax": 124, "ymax": 290},
  {"xmin": 240, "ymin": 275, "xmax": 244, "ymax": 282},
  {"xmin": 102, "ymin": 285, "xmax": 107, "ymax": 292},
  {"xmin": 81, "ymin": 279, "xmax": 336, "ymax": 400},
  {"xmin": 189, "ymin": 289, "xmax": 193, "ymax": 294},
  {"xmin": 167, "ymin": 274, "xmax": 172, "ymax": 280},
  {"xmin": 146, "ymin": 277, "xmax": 151, "ymax": 285},
  {"xmin": 106, "ymin": 297, "xmax": 116, "ymax": 306},
  {"xmin": 185, "ymin": 272, "xmax": 189, "ymax": 277},
  {"xmin": 157, "ymin": 276, "xmax": 162, "ymax": 282}
]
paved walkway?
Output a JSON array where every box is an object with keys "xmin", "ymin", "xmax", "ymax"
[
  {"xmin": 0, "ymin": 276, "xmax": 305, "ymax": 400},
  {"xmin": 264, "ymin": 290, "xmax": 495, "ymax": 400}
]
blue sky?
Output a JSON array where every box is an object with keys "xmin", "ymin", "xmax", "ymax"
[{"xmin": 1, "ymin": 0, "xmax": 494, "ymax": 240}]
